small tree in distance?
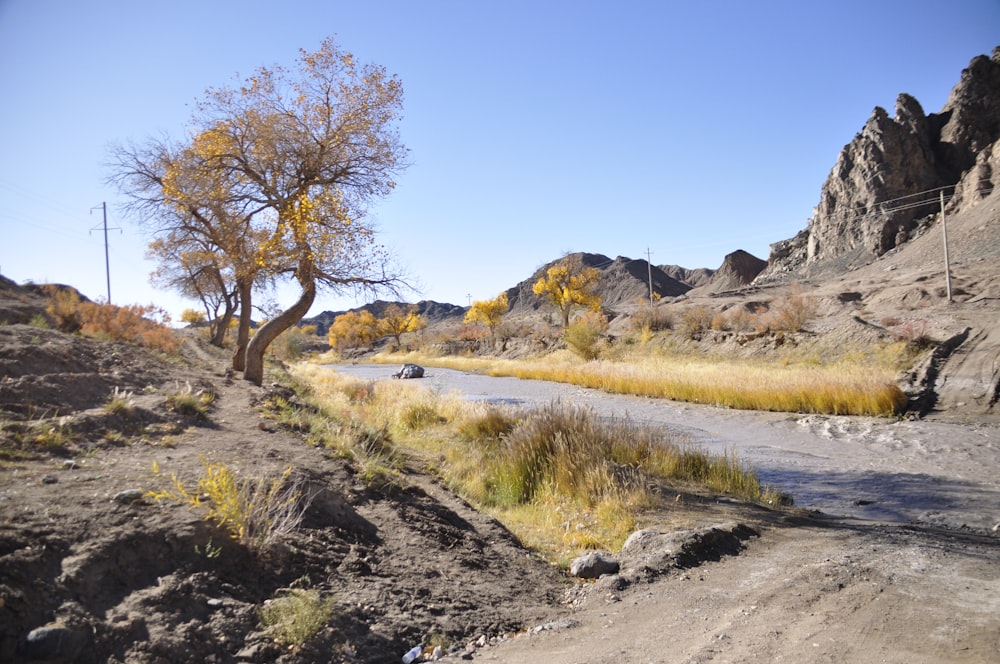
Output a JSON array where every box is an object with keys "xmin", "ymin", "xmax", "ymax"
[
  {"xmin": 380, "ymin": 304, "xmax": 426, "ymax": 347},
  {"xmin": 464, "ymin": 292, "xmax": 509, "ymax": 337},
  {"xmin": 180, "ymin": 309, "xmax": 207, "ymax": 326},
  {"xmin": 532, "ymin": 255, "xmax": 602, "ymax": 327}
]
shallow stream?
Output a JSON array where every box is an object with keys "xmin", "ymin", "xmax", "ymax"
[{"xmin": 325, "ymin": 364, "xmax": 1000, "ymax": 531}]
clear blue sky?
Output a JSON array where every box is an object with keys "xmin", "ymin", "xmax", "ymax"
[{"xmin": 1, "ymin": 0, "xmax": 997, "ymax": 319}]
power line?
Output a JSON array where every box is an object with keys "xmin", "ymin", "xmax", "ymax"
[
  {"xmin": 0, "ymin": 179, "xmax": 92, "ymax": 223},
  {"xmin": 814, "ymin": 179, "xmax": 994, "ymax": 225},
  {"xmin": 0, "ymin": 210, "xmax": 91, "ymax": 241}
]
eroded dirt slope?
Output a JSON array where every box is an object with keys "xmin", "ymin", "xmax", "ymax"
[{"xmin": 0, "ymin": 327, "xmax": 571, "ymax": 663}]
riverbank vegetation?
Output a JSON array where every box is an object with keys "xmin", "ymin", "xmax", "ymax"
[
  {"xmin": 364, "ymin": 344, "xmax": 910, "ymax": 417},
  {"xmin": 284, "ymin": 364, "xmax": 786, "ymax": 564}
]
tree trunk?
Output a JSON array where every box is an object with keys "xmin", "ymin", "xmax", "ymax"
[
  {"xmin": 210, "ymin": 289, "xmax": 237, "ymax": 348},
  {"xmin": 209, "ymin": 271, "xmax": 238, "ymax": 348},
  {"xmin": 243, "ymin": 280, "xmax": 316, "ymax": 385},
  {"xmin": 210, "ymin": 307, "xmax": 234, "ymax": 347},
  {"xmin": 232, "ymin": 278, "xmax": 253, "ymax": 371}
]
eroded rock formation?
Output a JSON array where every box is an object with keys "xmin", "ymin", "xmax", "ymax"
[{"xmin": 761, "ymin": 47, "xmax": 1000, "ymax": 278}]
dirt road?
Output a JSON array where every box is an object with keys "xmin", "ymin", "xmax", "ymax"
[{"xmin": 471, "ymin": 521, "xmax": 1000, "ymax": 664}]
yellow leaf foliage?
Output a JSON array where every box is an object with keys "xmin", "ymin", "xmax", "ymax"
[
  {"xmin": 532, "ymin": 258, "xmax": 601, "ymax": 327},
  {"xmin": 464, "ymin": 292, "xmax": 509, "ymax": 334},
  {"xmin": 328, "ymin": 309, "xmax": 381, "ymax": 350}
]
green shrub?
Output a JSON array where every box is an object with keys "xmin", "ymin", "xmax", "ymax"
[
  {"xmin": 165, "ymin": 383, "xmax": 215, "ymax": 419},
  {"xmin": 28, "ymin": 314, "xmax": 50, "ymax": 329},
  {"xmin": 399, "ymin": 403, "xmax": 445, "ymax": 430},
  {"xmin": 457, "ymin": 405, "xmax": 518, "ymax": 443},
  {"xmin": 259, "ymin": 587, "xmax": 335, "ymax": 647},
  {"xmin": 105, "ymin": 387, "xmax": 136, "ymax": 416},
  {"xmin": 563, "ymin": 311, "xmax": 608, "ymax": 360}
]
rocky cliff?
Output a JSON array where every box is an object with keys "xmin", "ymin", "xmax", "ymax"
[{"xmin": 760, "ymin": 46, "xmax": 1000, "ymax": 279}]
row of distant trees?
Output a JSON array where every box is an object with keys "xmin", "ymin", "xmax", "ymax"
[
  {"xmin": 327, "ymin": 304, "xmax": 426, "ymax": 351},
  {"xmin": 284, "ymin": 254, "xmax": 817, "ymax": 357},
  {"xmin": 465, "ymin": 254, "xmax": 602, "ymax": 334},
  {"xmin": 322, "ymin": 254, "xmax": 604, "ymax": 351},
  {"xmin": 108, "ymin": 37, "xmax": 408, "ymax": 384}
]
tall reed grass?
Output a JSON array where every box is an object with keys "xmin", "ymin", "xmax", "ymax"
[
  {"xmin": 370, "ymin": 351, "xmax": 908, "ymax": 416},
  {"xmin": 292, "ymin": 364, "xmax": 784, "ymax": 563}
]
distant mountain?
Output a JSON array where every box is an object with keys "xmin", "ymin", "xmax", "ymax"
[
  {"xmin": 505, "ymin": 252, "xmax": 692, "ymax": 314},
  {"xmin": 304, "ymin": 250, "xmax": 748, "ymax": 329},
  {"xmin": 689, "ymin": 250, "xmax": 767, "ymax": 295},
  {"xmin": 309, "ymin": 253, "xmax": 720, "ymax": 326},
  {"xmin": 659, "ymin": 265, "xmax": 715, "ymax": 288}
]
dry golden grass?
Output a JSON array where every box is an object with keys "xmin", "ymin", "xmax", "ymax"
[
  {"xmin": 370, "ymin": 347, "xmax": 908, "ymax": 417},
  {"xmin": 291, "ymin": 364, "xmax": 782, "ymax": 564},
  {"xmin": 258, "ymin": 587, "xmax": 336, "ymax": 648},
  {"xmin": 147, "ymin": 457, "xmax": 308, "ymax": 552}
]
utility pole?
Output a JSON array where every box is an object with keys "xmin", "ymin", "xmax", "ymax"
[
  {"xmin": 940, "ymin": 190, "xmax": 952, "ymax": 303},
  {"xmin": 645, "ymin": 248, "xmax": 654, "ymax": 312},
  {"xmin": 90, "ymin": 202, "xmax": 120, "ymax": 303}
]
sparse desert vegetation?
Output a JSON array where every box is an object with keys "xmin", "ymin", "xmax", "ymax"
[
  {"xmin": 147, "ymin": 457, "xmax": 310, "ymax": 552},
  {"xmin": 43, "ymin": 284, "xmax": 178, "ymax": 352},
  {"xmin": 3, "ymin": 214, "xmax": 999, "ymax": 661}
]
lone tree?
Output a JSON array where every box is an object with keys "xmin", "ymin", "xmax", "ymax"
[
  {"xmin": 532, "ymin": 255, "xmax": 602, "ymax": 327},
  {"xmin": 380, "ymin": 303, "xmax": 425, "ymax": 347},
  {"xmin": 464, "ymin": 291, "xmax": 509, "ymax": 337},
  {"xmin": 111, "ymin": 37, "xmax": 409, "ymax": 384},
  {"xmin": 110, "ymin": 129, "xmax": 264, "ymax": 365}
]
